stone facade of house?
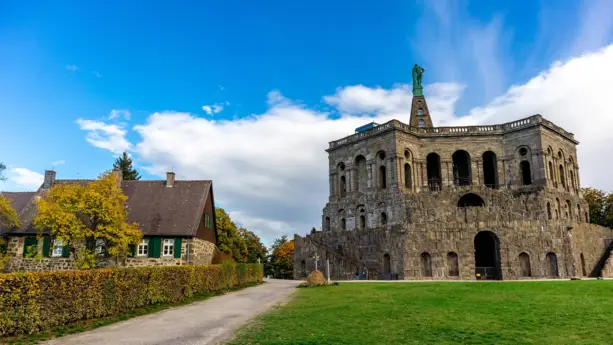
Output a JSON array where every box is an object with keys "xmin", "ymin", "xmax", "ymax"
[{"xmin": 294, "ymin": 85, "xmax": 613, "ymax": 281}]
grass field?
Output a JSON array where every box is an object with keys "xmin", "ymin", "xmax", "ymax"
[{"xmin": 229, "ymin": 281, "xmax": 613, "ymax": 345}]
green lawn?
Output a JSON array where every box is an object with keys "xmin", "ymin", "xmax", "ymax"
[{"xmin": 229, "ymin": 281, "xmax": 613, "ymax": 345}]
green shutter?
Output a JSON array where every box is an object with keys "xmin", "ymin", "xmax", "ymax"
[
  {"xmin": 85, "ymin": 238, "xmax": 95, "ymax": 251},
  {"xmin": 174, "ymin": 238, "xmax": 182, "ymax": 259},
  {"xmin": 23, "ymin": 237, "xmax": 38, "ymax": 257},
  {"xmin": 61, "ymin": 244, "xmax": 70, "ymax": 258},
  {"xmin": 42, "ymin": 236, "xmax": 51, "ymax": 257},
  {"xmin": 150, "ymin": 237, "xmax": 161, "ymax": 258},
  {"xmin": 129, "ymin": 244, "xmax": 136, "ymax": 257}
]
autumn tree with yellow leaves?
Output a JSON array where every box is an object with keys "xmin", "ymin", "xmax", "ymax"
[
  {"xmin": 34, "ymin": 172, "xmax": 142, "ymax": 269},
  {"xmin": 0, "ymin": 194, "xmax": 21, "ymax": 269}
]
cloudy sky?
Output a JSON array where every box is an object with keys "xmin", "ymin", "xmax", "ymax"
[{"xmin": 1, "ymin": 0, "xmax": 613, "ymax": 243}]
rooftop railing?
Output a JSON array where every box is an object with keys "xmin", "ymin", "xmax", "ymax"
[{"xmin": 329, "ymin": 115, "xmax": 575, "ymax": 149}]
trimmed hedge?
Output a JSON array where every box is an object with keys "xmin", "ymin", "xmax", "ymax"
[{"xmin": 0, "ymin": 263, "xmax": 263, "ymax": 336}]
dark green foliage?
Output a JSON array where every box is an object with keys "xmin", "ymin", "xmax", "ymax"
[
  {"xmin": 0, "ymin": 162, "xmax": 5, "ymax": 181},
  {"xmin": 230, "ymin": 281, "xmax": 613, "ymax": 345},
  {"xmin": 582, "ymin": 187, "xmax": 613, "ymax": 228},
  {"xmin": 215, "ymin": 208, "xmax": 248, "ymax": 262},
  {"xmin": 112, "ymin": 152, "xmax": 141, "ymax": 180},
  {"xmin": 240, "ymin": 228, "xmax": 267, "ymax": 264}
]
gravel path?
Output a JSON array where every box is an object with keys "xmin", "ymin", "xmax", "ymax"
[{"xmin": 43, "ymin": 279, "xmax": 301, "ymax": 345}]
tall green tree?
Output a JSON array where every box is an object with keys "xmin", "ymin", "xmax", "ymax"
[
  {"xmin": 582, "ymin": 187, "xmax": 613, "ymax": 228},
  {"xmin": 215, "ymin": 207, "xmax": 248, "ymax": 262},
  {"xmin": 267, "ymin": 235, "xmax": 294, "ymax": 279},
  {"xmin": 113, "ymin": 152, "xmax": 141, "ymax": 180},
  {"xmin": 239, "ymin": 227, "xmax": 267, "ymax": 263}
]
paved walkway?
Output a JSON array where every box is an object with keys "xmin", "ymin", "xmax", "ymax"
[{"xmin": 43, "ymin": 279, "xmax": 301, "ymax": 345}]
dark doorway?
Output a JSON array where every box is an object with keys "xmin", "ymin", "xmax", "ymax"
[
  {"xmin": 520, "ymin": 161, "xmax": 532, "ymax": 185},
  {"xmin": 519, "ymin": 252, "xmax": 531, "ymax": 277},
  {"xmin": 380, "ymin": 212, "xmax": 387, "ymax": 226},
  {"xmin": 482, "ymin": 151, "xmax": 498, "ymax": 189},
  {"xmin": 457, "ymin": 193, "xmax": 485, "ymax": 207},
  {"xmin": 359, "ymin": 215, "xmax": 366, "ymax": 229},
  {"xmin": 324, "ymin": 217, "xmax": 330, "ymax": 231},
  {"xmin": 426, "ymin": 153, "xmax": 442, "ymax": 191},
  {"xmin": 340, "ymin": 176, "xmax": 346, "ymax": 197},
  {"xmin": 452, "ymin": 150, "xmax": 472, "ymax": 186},
  {"xmin": 545, "ymin": 252, "xmax": 559, "ymax": 277},
  {"xmin": 301, "ymin": 260, "xmax": 306, "ymax": 276},
  {"xmin": 404, "ymin": 163, "xmax": 412, "ymax": 189},
  {"xmin": 474, "ymin": 231, "xmax": 502, "ymax": 280},
  {"xmin": 447, "ymin": 252, "xmax": 459, "ymax": 277},
  {"xmin": 383, "ymin": 254, "xmax": 391, "ymax": 274},
  {"xmin": 421, "ymin": 252, "xmax": 432, "ymax": 277},
  {"xmin": 580, "ymin": 253, "xmax": 587, "ymax": 277}
]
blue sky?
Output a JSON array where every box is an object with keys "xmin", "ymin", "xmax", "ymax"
[{"xmin": 1, "ymin": 0, "xmax": 613, "ymax": 243}]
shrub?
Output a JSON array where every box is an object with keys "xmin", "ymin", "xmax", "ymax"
[
  {"xmin": 0, "ymin": 263, "xmax": 263, "ymax": 336},
  {"xmin": 301, "ymin": 270, "xmax": 326, "ymax": 287}
]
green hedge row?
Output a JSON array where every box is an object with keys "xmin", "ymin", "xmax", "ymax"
[{"xmin": 0, "ymin": 263, "xmax": 263, "ymax": 336}]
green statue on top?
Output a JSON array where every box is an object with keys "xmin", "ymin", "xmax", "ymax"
[
  {"xmin": 412, "ymin": 64, "xmax": 425, "ymax": 96},
  {"xmin": 412, "ymin": 64, "xmax": 425, "ymax": 87}
]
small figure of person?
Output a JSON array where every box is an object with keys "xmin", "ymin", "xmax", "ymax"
[{"xmin": 356, "ymin": 270, "xmax": 360, "ymax": 280}]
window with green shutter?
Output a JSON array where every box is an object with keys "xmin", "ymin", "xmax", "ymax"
[
  {"xmin": 149, "ymin": 237, "xmax": 161, "ymax": 258},
  {"xmin": 23, "ymin": 237, "xmax": 38, "ymax": 257},
  {"xmin": 174, "ymin": 238, "xmax": 182, "ymax": 259},
  {"xmin": 42, "ymin": 236, "xmax": 51, "ymax": 257},
  {"xmin": 61, "ymin": 244, "xmax": 70, "ymax": 258}
]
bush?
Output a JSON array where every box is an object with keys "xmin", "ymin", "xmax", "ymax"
[
  {"xmin": 0, "ymin": 263, "xmax": 263, "ymax": 336},
  {"xmin": 301, "ymin": 270, "xmax": 326, "ymax": 287}
]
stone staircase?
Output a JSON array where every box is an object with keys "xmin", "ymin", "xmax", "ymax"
[{"xmin": 589, "ymin": 239, "xmax": 613, "ymax": 277}]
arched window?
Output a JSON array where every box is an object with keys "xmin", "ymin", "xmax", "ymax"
[
  {"xmin": 548, "ymin": 161, "xmax": 554, "ymax": 182},
  {"xmin": 452, "ymin": 150, "xmax": 472, "ymax": 186},
  {"xmin": 354, "ymin": 155, "xmax": 367, "ymax": 192},
  {"xmin": 482, "ymin": 151, "xmax": 498, "ymax": 189},
  {"xmin": 585, "ymin": 212, "xmax": 589, "ymax": 222},
  {"xmin": 339, "ymin": 176, "xmax": 346, "ymax": 197},
  {"xmin": 559, "ymin": 165, "xmax": 566, "ymax": 188},
  {"xmin": 421, "ymin": 252, "xmax": 432, "ymax": 277},
  {"xmin": 547, "ymin": 202, "xmax": 552, "ymax": 220},
  {"xmin": 359, "ymin": 215, "xmax": 366, "ymax": 230},
  {"xmin": 324, "ymin": 217, "xmax": 330, "ymax": 231},
  {"xmin": 566, "ymin": 200, "xmax": 572, "ymax": 220},
  {"xmin": 341, "ymin": 218, "xmax": 346, "ymax": 230},
  {"xmin": 556, "ymin": 198, "xmax": 561, "ymax": 219},
  {"xmin": 380, "ymin": 212, "xmax": 387, "ymax": 226},
  {"xmin": 301, "ymin": 260, "xmax": 306, "ymax": 276},
  {"xmin": 447, "ymin": 252, "xmax": 459, "ymax": 276},
  {"xmin": 520, "ymin": 161, "xmax": 532, "ymax": 185},
  {"xmin": 404, "ymin": 163, "xmax": 412, "ymax": 189},
  {"xmin": 519, "ymin": 252, "xmax": 531, "ymax": 277},
  {"xmin": 383, "ymin": 254, "xmax": 391, "ymax": 274},
  {"xmin": 577, "ymin": 204, "xmax": 582, "ymax": 222},
  {"xmin": 426, "ymin": 153, "xmax": 442, "ymax": 191},
  {"xmin": 418, "ymin": 119, "xmax": 425, "ymax": 128},
  {"xmin": 545, "ymin": 252, "xmax": 559, "ymax": 277},
  {"xmin": 417, "ymin": 108, "xmax": 423, "ymax": 116},
  {"xmin": 457, "ymin": 193, "xmax": 485, "ymax": 207},
  {"xmin": 379, "ymin": 165, "xmax": 387, "ymax": 189}
]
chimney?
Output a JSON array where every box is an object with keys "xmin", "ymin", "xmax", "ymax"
[
  {"xmin": 112, "ymin": 168, "xmax": 123, "ymax": 188},
  {"xmin": 166, "ymin": 172, "xmax": 175, "ymax": 187},
  {"xmin": 42, "ymin": 170, "xmax": 56, "ymax": 189}
]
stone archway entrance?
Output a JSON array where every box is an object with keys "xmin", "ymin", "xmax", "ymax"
[{"xmin": 474, "ymin": 231, "xmax": 502, "ymax": 280}]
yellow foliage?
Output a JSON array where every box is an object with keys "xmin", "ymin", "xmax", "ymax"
[
  {"xmin": 0, "ymin": 263, "xmax": 264, "ymax": 336},
  {"xmin": 0, "ymin": 195, "xmax": 21, "ymax": 229},
  {"xmin": 33, "ymin": 172, "xmax": 142, "ymax": 264}
]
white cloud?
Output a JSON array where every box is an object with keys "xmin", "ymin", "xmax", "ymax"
[
  {"xmin": 11, "ymin": 168, "xmax": 43, "ymax": 189},
  {"xmin": 66, "ymin": 65, "xmax": 79, "ymax": 71},
  {"xmin": 92, "ymin": 71, "xmax": 102, "ymax": 78},
  {"xmin": 124, "ymin": 45, "xmax": 613, "ymax": 243},
  {"xmin": 51, "ymin": 160, "xmax": 65, "ymax": 166},
  {"xmin": 76, "ymin": 119, "xmax": 131, "ymax": 154},
  {"xmin": 202, "ymin": 104, "xmax": 224, "ymax": 115},
  {"xmin": 108, "ymin": 109, "xmax": 131, "ymax": 120}
]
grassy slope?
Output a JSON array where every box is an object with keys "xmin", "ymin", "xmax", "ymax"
[{"xmin": 229, "ymin": 281, "xmax": 613, "ymax": 345}]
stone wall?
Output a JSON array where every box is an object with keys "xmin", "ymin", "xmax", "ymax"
[{"xmin": 4, "ymin": 236, "xmax": 217, "ymax": 272}]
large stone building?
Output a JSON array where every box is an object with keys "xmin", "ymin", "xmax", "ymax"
[{"xmin": 294, "ymin": 65, "xmax": 613, "ymax": 280}]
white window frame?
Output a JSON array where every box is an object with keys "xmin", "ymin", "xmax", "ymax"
[
  {"xmin": 52, "ymin": 239, "xmax": 63, "ymax": 257},
  {"xmin": 162, "ymin": 239, "xmax": 174, "ymax": 256},
  {"xmin": 137, "ymin": 239, "xmax": 148, "ymax": 256}
]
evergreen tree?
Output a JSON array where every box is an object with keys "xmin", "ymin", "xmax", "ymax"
[{"xmin": 113, "ymin": 152, "xmax": 141, "ymax": 180}]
